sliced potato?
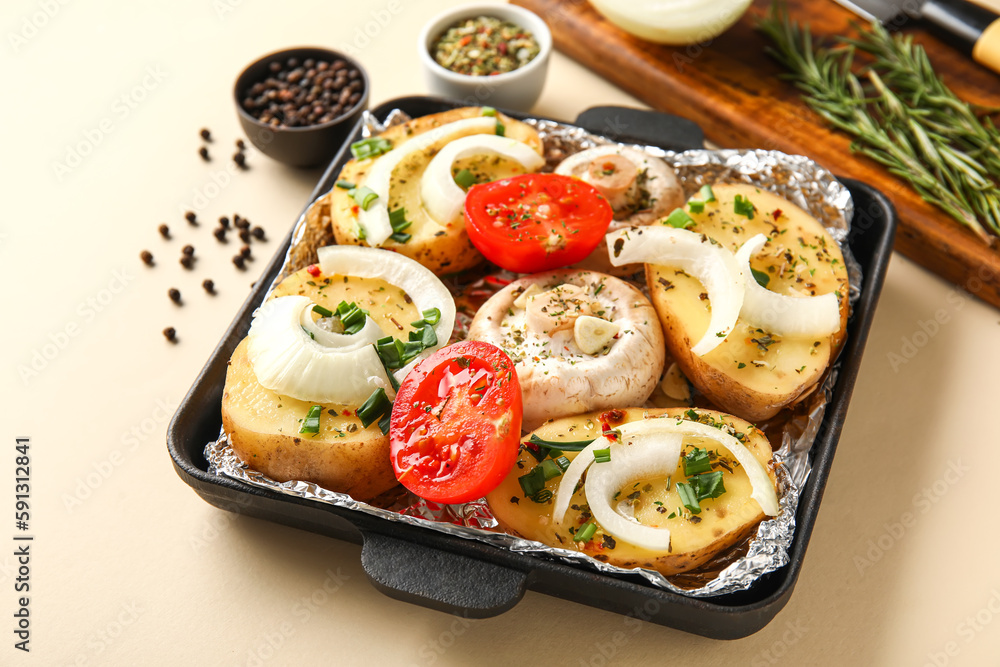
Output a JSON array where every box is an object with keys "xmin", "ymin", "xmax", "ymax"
[
  {"xmin": 221, "ymin": 266, "xmax": 424, "ymax": 500},
  {"xmin": 646, "ymin": 184, "xmax": 849, "ymax": 421},
  {"xmin": 328, "ymin": 107, "xmax": 544, "ymax": 275},
  {"xmin": 485, "ymin": 407, "xmax": 777, "ymax": 576}
]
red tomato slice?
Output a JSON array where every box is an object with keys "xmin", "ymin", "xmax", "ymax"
[
  {"xmin": 464, "ymin": 173, "xmax": 613, "ymax": 274},
  {"xmin": 389, "ymin": 341, "xmax": 522, "ymax": 504}
]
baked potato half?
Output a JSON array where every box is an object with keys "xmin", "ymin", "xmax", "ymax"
[
  {"xmin": 328, "ymin": 107, "xmax": 544, "ymax": 275},
  {"xmin": 221, "ymin": 264, "xmax": 427, "ymax": 500},
  {"xmin": 646, "ymin": 184, "xmax": 850, "ymax": 421},
  {"xmin": 486, "ymin": 407, "xmax": 778, "ymax": 576}
]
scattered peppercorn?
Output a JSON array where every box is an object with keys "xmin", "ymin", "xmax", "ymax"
[
  {"xmin": 163, "ymin": 327, "xmax": 177, "ymax": 342},
  {"xmin": 140, "ymin": 250, "xmax": 154, "ymax": 266},
  {"xmin": 251, "ymin": 226, "xmax": 266, "ymax": 241},
  {"xmin": 219, "ymin": 216, "xmax": 230, "ymax": 228},
  {"xmin": 240, "ymin": 244, "xmax": 252, "ymax": 259},
  {"xmin": 180, "ymin": 256, "xmax": 194, "ymax": 270},
  {"xmin": 200, "ymin": 128, "xmax": 212, "ymax": 141},
  {"xmin": 213, "ymin": 227, "xmax": 227, "ymax": 242},
  {"xmin": 236, "ymin": 139, "xmax": 246, "ymax": 150},
  {"xmin": 168, "ymin": 288, "xmax": 182, "ymax": 303},
  {"xmin": 182, "ymin": 244, "xmax": 195, "ymax": 256},
  {"xmin": 235, "ymin": 217, "xmax": 250, "ymax": 230},
  {"xmin": 198, "ymin": 146, "xmax": 210, "ymax": 161},
  {"xmin": 239, "ymin": 229, "xmax": 252, "ymax": 243},
  {"xmin": 232, "ymin": 255, "xmax": 246, "ymax": 269},
  {"xmin": 184, "ymin": 210, "xmax": 197, "ymax": 225},
  {"xmin": 202, "ymin": 279, "xmax": 215, "ymax": 294},
  {"xmin": 158, "ymin": 223, "xmax": 170, "ymax": 239},
  {"xmin": 233, "ymin": 152, "xmax": 246, "ymax": 168}
]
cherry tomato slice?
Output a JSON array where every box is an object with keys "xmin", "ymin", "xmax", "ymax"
[
  {"xmin": 389, "ymin": 341, "xmax": 522, "ymax": 504},
  {"xmin": 464, "ymin": 173, "xmax": 613, "ymax": 274}
]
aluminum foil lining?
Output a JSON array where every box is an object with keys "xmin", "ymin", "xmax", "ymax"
[{"xmin": 206, "ymin": 109, "xmax": 862, "ymax": 598}]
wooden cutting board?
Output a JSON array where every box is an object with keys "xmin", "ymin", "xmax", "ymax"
[{"xmin": 514, "ymin": 0, "xmax": 1000, "ymax": 309}]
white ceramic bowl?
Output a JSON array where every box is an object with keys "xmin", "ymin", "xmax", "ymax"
[{"xmin": 418, "ymin": 3, "xmax": 552, "ymax": 112}]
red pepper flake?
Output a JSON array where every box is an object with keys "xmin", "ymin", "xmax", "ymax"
[
  {"xmin": 342, "ymin": 409, "xmax": 352, "ymax": 416},
  {"xmin": 351, "ymin": 205, "xmax": 360, "ymax": 215},
  {"xmin": 306, "ymin": 264, "xmax": 321, "ymax": 277},
  {"xmin": 773, "ymin": 209, "xmax": 783, "ymax": 219},
  {"xmin": 484, "ymin": 275, "xmax": 511, "ymax": 287}
]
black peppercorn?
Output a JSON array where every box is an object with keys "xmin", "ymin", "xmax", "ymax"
[
  {"xmin": 240, "ymin": 245, "xmax": 252, "ymax": 259},
  {"xmin": 236, "ymin": 139, "xmax": 246, "ymax": 150},
  {"xmin": 198, "ymin": 146, "xmax": 210, "ymax": 161},
  {"xmin": 184, "ymin": 211, "xmax": 197, "ymax": 225},
  {"xmin": 182, "ymin": 244, "xmax": 195, "ymax": 256},
  {"xmin": 213, "ymin": 227, "xmax": 227, "ymax": 242},
  {"xmin": 168, "ymin": 288, "xmax": 182, "ymax": 303},
  {"xmin": 180, "ymin": 256, "xmax": 194, "ymax": 270},
  {"xmin": 234, "ymin": 152, "xmax": 246, "ymax": 168},
  {"xmin": 200, "ymin": 128, "xmax": 211, "ymax": 141},
  {"xmin": 232, "ymin": 255, "xmax": 246, "ymax": 269},
  {"xmin": 251, "ymin": 226, "xmax": 266, "ymax": 241},
  {"xmin": 202, "ymin": 279, "xmax": 215, "ymax": 294},
  {"xmin": 219, "ymin": 216, "xmax": 230, "ymax": 228},
  {"xmin": 163, "ymin": 327, "xmax": 177, "ymax": 342},
  {"xmin": 239, "ymin": 229, "xmax": 252, "ymax": 243},
  {"xmin": 140, "ymin": 250, "xmax": 154, "ymax": 265}
]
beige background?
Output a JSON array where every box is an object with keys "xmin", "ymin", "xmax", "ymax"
[{"xmin": 4, "ymin": 0, "xmax": 1000, "ymax": 664}]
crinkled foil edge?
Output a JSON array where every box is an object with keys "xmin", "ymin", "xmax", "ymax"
[{"xmin": 206, "ymin": 110, "xmax": 861, "ymax": 598}]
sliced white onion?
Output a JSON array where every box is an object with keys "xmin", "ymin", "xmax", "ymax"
[
  {"xmin": 317, "ymin": 245, "xmax": 456, "ymax": 357},
  {"xmin": 552, "ymin": 438, "xmax": 607, "ymax": 527},
  {"xmin": 606, "ymin": 227, "xmax": 744, "ymax": 355},
  {"xmin": 584, "ymin": 422, "xmax": 684, "ymax": 551},
  {"xmin": 357, "ymin": 117, "xmax": 499, "ymax": 246},
  {"xmin": 247, "ymin": 296, "xmax": 390, "ymax": 404},
  {"xmin": 736, "ymin": 234, "xmax": 841, "ymax": 337},
  {"xmin": 420, "ymin": 134, "xmax": 544, "ymax": 224}
]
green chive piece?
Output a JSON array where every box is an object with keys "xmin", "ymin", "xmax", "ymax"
[
  {"xmin": 751, "ymin": 267, "xmax": 770, "ymax": 287},
  {"xmin": 336, "ymin": 301, "xmax": 369, "ymax": 335},
  {"xmin": 350, "ymin": 186, "xmax": 379, "ymax": 211},
  {"xmin": 688, "ymin": 200, "xmax": 706, "ymax": 214},
  {"xmin": 734, "ymin": 194, "xmax": 756, "ymax": 219},
  {"xmin": 676, "ymin": 482, "xmax": 701, "ymax": 514},
  {"xmin": 350, "ymin": 137, "xmax": 393, "ymax": 160},
  {"xmin": 518, "ymin": 468, "xmax": 545, "ymax": 497},
  {"xmin": 593, "ymin": 447, "xmax": 611, "ymax": 464},
  {"xmin": 377, "ymin": 412, "xmax": 391, "ymax": 436},
  {"xmin": 495, "ymin": 121, "xmax": 505, "ymax": 137},
  {"xmin": 574, "ymin": 521, "xmax": 597, "ymax": 542},
  {"xmin": 554, "ymin": 456, "xmax": 571, "ymax": 472},
  {"xmin": 539, "ymin": 459, "xmax": 563, "ymax": 481},
  {"xmin": 389, "ymin": 232, "xmax": 412, "ymax": 244},
  {"xmin": 335, "ymin": 179, "xmax": 356, "ymax": 190},
  {"xmin": 698, "ymin": 184, "xmax": 716, "ymax": 202},
  {"xmin": 376, "ymin": 336, "xmax": 405, "ymax": 369},
  {"xmin": 692, "ymin": 471, "xmax": 726, "ymax": 500},
  {"xmin": 527, "ymin": 434, "xmax": 596, "ymax": 452},
  {"xmin": 388, "ymin": 207, "xmax": 411, "ymax": 232},
  {"xmin": 531, "ymin": 489, "xmax": 553, "ymax": 503},
  {"xmin": 299, "ymin": 405, "xmax": 322, "ymax": 435},
  {"xmin": 357, "ymin": 388, "xmax": 391, "ymax": 429},
  {"xmin": 454, "ymin": 168, "xmax": 476, "ymax": 189},
  {"xmin": 481, "ymin": 107, "xmax": 497, "ymax": 117},
  {"xmin": 312, "ymin": 304, "xmax": 334, "ymax": 318},
  {"xmin": 665, "ymin": 208, "xmax": 695, "ymax": 229},
  {"xmin": 683, "ymin": 447, "xmax": 712, "ymax": 476},
  {"xmin": 411, "ymin": 307, "xmax": 441, "ymax": 329}
]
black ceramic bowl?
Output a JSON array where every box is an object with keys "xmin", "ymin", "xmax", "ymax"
[{"xmin": 234, "ymin": 46, "xmax": 370, "ymax": 168}]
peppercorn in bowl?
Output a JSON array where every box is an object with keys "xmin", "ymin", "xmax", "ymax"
[
  {"xmin": 419, "ymin": 4, "xmax": 551, "ymax": 112},
  {"xmin": 234, "ymin": 46, "xmax": 370, "ymax": 167}
]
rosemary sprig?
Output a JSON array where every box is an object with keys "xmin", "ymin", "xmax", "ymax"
[{"xmin": 758, "ymin": 1, "xmax": 1000, "ymax": 241}]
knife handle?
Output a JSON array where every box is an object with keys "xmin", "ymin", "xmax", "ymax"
[{"xmin": 924, "ymin": 0, "xmax": 1000, "ymax": 74}]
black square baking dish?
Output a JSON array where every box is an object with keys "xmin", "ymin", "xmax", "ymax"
[{"xmin": 167, "ymin": 95, "xmax": 897, "ymax": 639}]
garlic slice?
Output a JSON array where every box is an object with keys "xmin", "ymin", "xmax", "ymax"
[
  {"xmin": 421, "ymin": 134, "xmax": 545, "ymax": 224},
  {"xmin": 736, "ymin": 234, "xmax": 841, "ymax": 337},
  {"xmin": 357, "ymin": 117, "xmax": 499, "ymax": 246},
  {"xmin": 573, "ymin": 315, "xmax": 620, "ymax": 354},
  {"xmin": 607, "ymin": 227, "xmax": 744, "ymax": 355}
]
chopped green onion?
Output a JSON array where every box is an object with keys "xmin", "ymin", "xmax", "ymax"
[
  {"xmin": 376, "ymin": 336, "xmax": 406, "ymax": 369},
  {"xmin": 299, "ymin": 405, "xmax": 322, "ymax": 434},
  {"xmin": 676, "ymin": 482, "xmax": 701, "ymax": 514},
  {"xmin": 574, "ymin": 520, "xmax": 597, "ymax": 542},
  {"xmin": 350, "ymin": 186, "xmax": 379, "ymax": 211},
  {"xmin": 688, "ymin": 200, "xmax": 706, "ymax": 214},
  {"xmin": 408, "ymin": 323, "xmax": 438, "ymax": 349},
  {"xmin": 531, "ymin": 489, "xmax": 553, "ymax": 503},
  {"xmin": 539, "ymin": 459, "xmax": 564, "ymax": 481},
  {"xmin": 665, "ymin": 208, "xmax": 695, "ymax": 229},
  {"xmin": 683, "ymin": 447, "xmax": 712, "ymax": 476},
  {"xmin": 411, "ymin": 307, "xmax": 441, "ymax": 328},
  {"xmin": 350, "ymin": 137, "xmax": 393, "ymax": 160},
  {"xmin": 388, "ymin": 207, "xmax": 411, "ymax": 232},
  {"xmin": 734, "ymin": 194, "xmax": 756, "ymax": 219},
  {"xmin": 593, "ymin": 447, "xmax": 611, "ymax": 464},
  {"xmin": 356, "ymin": 223, "xmax": 367, "ymax": 240},
  {"xmin": 312, "ymin": 304, "xmax": 334, "ymax": 318},
  {"xmin": 518, "ymin": 467, "xmax": 545, "ymax": 497},
  {"xmin": 357, "ymin": 388, "xmax": 391, "ymax": 429},
  {"xmin": 528, "ymin": 434, "xmax": 596, "ymax": 452},
  {"xmin": 453, "ymin": 168, "xmax": 476, "ymax": 189},
  {"xmin": 554, "ymin": 456, "xmax": 571, "ymax": 472},
  {"xmin": 336, "ymin": 301, "xmax": 369, "ymax": 335},
  {"xmin": 377, "ymin": 412, "xmax": 391, "ymax": 436},
  {"xmin": 698, "ymin": 184, "xmax": 716, "ymax": 202},
  {"xmin": 691, "ymin": 471, "xmax": 726, "ymax": 501},
  {"xmin": 751, "ymin": 267, "xmax": 770, "ymax": 287},
  {"xmin": 389, "ymin": 231, "xmax": 412, "ymax": 244},
  {"xmin": 495, "ymin": 121, "xmax": 505, "ymax": 137},
  {"xmin": 481, "ymin": 107, "xmax": 497, "ymax": 117},
  {"xmin": 335, "ymin": 179, "xmax": 356, "ymax": 189}
]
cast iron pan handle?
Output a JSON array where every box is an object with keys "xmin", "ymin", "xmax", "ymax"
[
  {"xmin": 574, "ymin": 106, "xmax": 705, "ymax": 151},
  {"xmin": 360, "ymin": 531, "xmax": 528, "ymax": 617}
]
